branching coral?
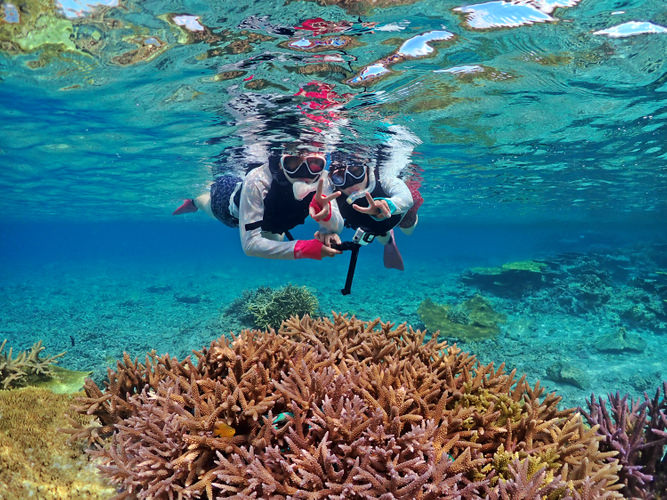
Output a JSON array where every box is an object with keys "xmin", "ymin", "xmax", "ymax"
[
  {"xmin": 0, "ymin": 339, "xmax": 65, "ymax": 389},
  {"xmin": 581, "ymin": 382, "xmax": 667, "ymax": 499},
  {"xmin": 225, "ymin": 284, "xmax": 320, "ymax": 330},
  {"xmin": 71, "ymin": 314, "xmax": 623, "ymax": 499}
]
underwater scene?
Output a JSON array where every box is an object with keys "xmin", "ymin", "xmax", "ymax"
[{"xmin": 1, "ymin": 0, "xmax": 666, "ymax": 498}]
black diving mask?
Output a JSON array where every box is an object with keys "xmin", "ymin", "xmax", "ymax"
[
  {"xmin": 281, "ymin": 154, "xmax": 326, "ymax": 180},
  {"xmin": 330, "ymin": 162, "xmax": 366, "ymax": 189}
]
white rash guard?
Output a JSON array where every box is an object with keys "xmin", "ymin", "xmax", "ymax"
[{"xmin": 238, "ymin": 164, "xmax": 343, "ymax": 260}]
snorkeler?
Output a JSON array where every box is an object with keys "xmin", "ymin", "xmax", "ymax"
[
  {"xmin": 325, "ymin": 126, "xmax": 422, "ymax": 271},
  {"xmin": 173, "ymin": 149, "xmax": 343, "ymax": 260}
]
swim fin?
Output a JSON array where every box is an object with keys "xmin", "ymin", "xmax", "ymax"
[
  {"xmin": 383, "ymin": 229, "xmax": 404, "ymax": 271},
  {"xmin": 173, "ymin": 199, "xmax": 197, "ymax": 215}
]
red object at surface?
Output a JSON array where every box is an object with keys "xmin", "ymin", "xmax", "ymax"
[{"xmin": 294, "ymin": 17, "xmax": 352, "ymax": 36}]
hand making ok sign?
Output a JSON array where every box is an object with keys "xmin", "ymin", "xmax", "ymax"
[
  {"xmin": 309, "ymin": 178, "xmax": 341, "ymax": 222},
  {"xmin": 352, "ymin": 192, "xmax": 391, "ymax": 220}
]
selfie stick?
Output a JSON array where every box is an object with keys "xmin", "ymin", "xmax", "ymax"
[{"xmin": 333, "ymin": 241, "xmax": 361, "ymax": 295}]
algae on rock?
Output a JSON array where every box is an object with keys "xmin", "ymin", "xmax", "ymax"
[
  {"xmin": 417, "ymin": 294, "xmax": 506, "ymax": 341},
  {"xmin": 461, "ymin": 260, "xmax": 549, "ymax": 297}
]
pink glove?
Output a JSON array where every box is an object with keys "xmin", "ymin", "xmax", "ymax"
[
  {"xmin": 294, "ymin": 239, "xmax": 323, "ymax": 260},
  {"xmin": 309, "ymin": 196, "xmax": 332, "ymax": 222}
]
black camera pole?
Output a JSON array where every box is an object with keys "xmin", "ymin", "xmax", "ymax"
[
  {"xmin": 333, "ymin": 241, "xmax": 361, "ymax": 295},
  {"xmin": 341, "ymin": 243, "xmax": 361, "ymax": 295}
]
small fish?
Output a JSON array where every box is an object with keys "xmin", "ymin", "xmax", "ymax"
[
  {"xmin": 213, "ymin": 422, "xmax": 235, "ymax": 438},
  {"xmin": 70, "ymin": 335, "xmax": 75, "ymax": 347}
]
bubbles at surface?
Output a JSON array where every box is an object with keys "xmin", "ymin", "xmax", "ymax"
[
  {"xmin": 0, "ymin": 0, "xmax": 665, "ymax": 221},
  {"xmin": 55, "ymin": 0, "xmax": 119, "ymax": 19},
  {"xmin": 454, "ymin": 1, "xmax": 555, "ymax": 29},
  {"xmin": 593, "ymin": 21, "xmax": 667, "ymax": 38}
]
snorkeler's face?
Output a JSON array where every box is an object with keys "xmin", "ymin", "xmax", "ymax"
[
  {"xmin": 339, "ymin": 172, "xmax": 368, "ymax": 195},
  {"xmin": 281, "ymin": 152, "xmax": 326, "ymax": 183},
  {"xmin": 330, "ymin": 161, "xmax": 367, "ymax": 191}
]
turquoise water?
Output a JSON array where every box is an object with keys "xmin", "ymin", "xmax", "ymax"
[{"xmin": 1, "ymin": 0, "xmax": 666, "ymax": 411}]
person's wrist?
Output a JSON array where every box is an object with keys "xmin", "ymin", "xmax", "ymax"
[{"xmin": 294, "ymin": 239, "xmax": 323, "ymax": 260}]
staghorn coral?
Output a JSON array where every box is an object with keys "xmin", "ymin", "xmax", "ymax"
[
  {"xmin": 0, "ymin": 339, "xmax": 65, "ymax": 389},
  {"xmin": 581, "ymin": 382, "xmax": 667, "ymax": 499},
  {"xmin": 71, "ymin": 314, "xmax": 624, "ymax": 499},
  {"xmin": 225, "ymin": 284, "xmax": 320, "ymax": 330}
]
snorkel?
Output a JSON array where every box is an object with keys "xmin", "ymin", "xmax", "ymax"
[{"xmin": 344, "ymin": 167, "xmax": 376, "ymax": 204}]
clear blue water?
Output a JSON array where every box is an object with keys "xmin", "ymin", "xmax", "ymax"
[{"xmin": 1, "ymin": 0, "xmax": 666, "ymax": 410}]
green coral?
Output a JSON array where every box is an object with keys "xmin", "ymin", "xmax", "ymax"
[
  {"xmin": 462, "ymin": 260, "xmax": 548, "ymax": 297},
  {"xmin": 459, "ymin": 388, "xmax": 524, "ymax": 427},
  {"xmin": 417, "ymin": 294, "xmax": 505, "ymax": 341},
  {"xmin": 226, "ymin": 284, "xmax": 320, "ymax": 330}
]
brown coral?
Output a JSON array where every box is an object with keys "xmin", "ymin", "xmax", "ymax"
[
  {"xmin": 72, "ymin": 314, "xmax": 623, "ymax": 498},
  {"xmin": 0, "ymin": 339, "xmax": 65, "ymax": 389}
]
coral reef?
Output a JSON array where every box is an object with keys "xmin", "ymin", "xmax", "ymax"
[
  {"xmin": 593, "ymin": 326, "xmax": 646, "ymax": 354},
  {"xmin": 225, "ymin": 284, "xmax": 320, "ymax": 330},
  {"xmin": 546, "ymin": 360, "xmax": 590, "ymax": 390},
  {"xmin": 0, "ymin": 387, "xmax": 114, "ymax": 499},
  {"xmin": 461, "ymin": 260, "xmax": 550, "ymax": 297},
  {"xmin": 417, "ymin": 294, "xmax": 506, "ymax": 341},
  {"xmin": 0, "ymin": 339, "xmax": 65, "ymax": 389},
  {"xmin": 581, "ymin": 382, "xmax": 667, "ymax": 499},
  {"xmin": 70, "ymin": 314, "xmax": 623, "ymax": 498}
]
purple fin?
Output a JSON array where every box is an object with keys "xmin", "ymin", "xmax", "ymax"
[{"xmin": 383, "ymin": 229, "xmax": 404, "ymax": 271}]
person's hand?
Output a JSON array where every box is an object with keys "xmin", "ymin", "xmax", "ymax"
[
  {"xmin": 294, "ymin": 238, "xmax": 340, "ymax": 260},
  {"xmin": 315, "ymin": 230, "xmax": 341, "ymax": 248},
  {"xmin": 353, "ymin": 192, "xmax": 391, "ymax": 219},
  {"xmin": 309, "ymin": 178, "xmax": 341, "ymax": 222},
  {"xmin": 321, "ymin": 244, "xmax": 341, "ymax": 258}
]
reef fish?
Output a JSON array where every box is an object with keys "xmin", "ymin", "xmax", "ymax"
[{"xmin": 213, "ymin": 422, "xmax": 236, "ymax": 437}]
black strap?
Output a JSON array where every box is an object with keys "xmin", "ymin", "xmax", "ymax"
[
  {"xmin": 245, "ymin": 221, "xmax": 263, "ymax": 231},
  {"xmin": 245, "ymin": 222, "xmax": 294, "ymax": 242}
]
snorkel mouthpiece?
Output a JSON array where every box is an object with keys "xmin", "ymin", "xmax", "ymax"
[{"xmin": 292, "ymin": 180, "xmax": 318, "ymax": 201}]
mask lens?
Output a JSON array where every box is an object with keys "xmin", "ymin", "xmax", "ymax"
[
  {"xmin": 347, "ymin": 163, "xmax": 365, "ymax": 179},
  {"xmin": 282, "ymin": 155, "xmax": 303, "ymax": 174},
  {"xmin": 331, "ymin": 169, "xmax": 346, "ymax": 186},
  {"xmin": 306, "ymin": 157, "xmax": 325, "ymax": 173}
]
